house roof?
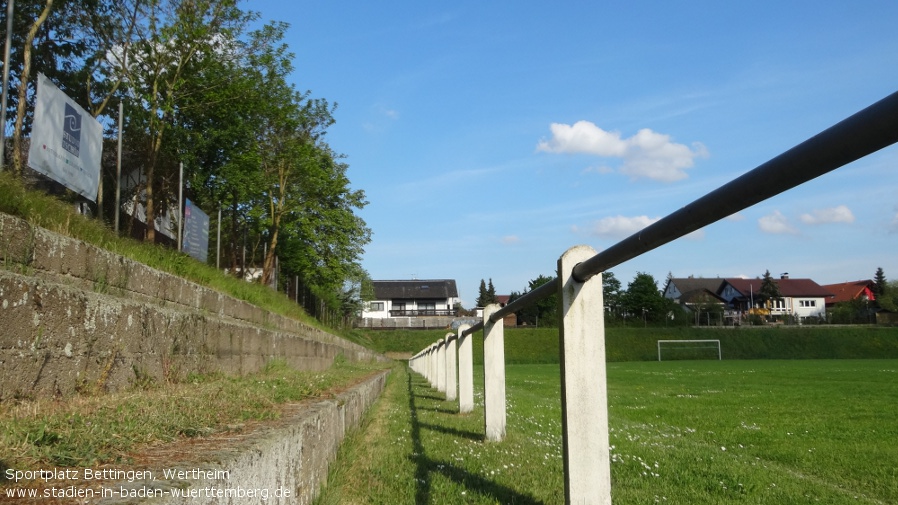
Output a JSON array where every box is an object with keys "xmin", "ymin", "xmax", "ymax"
[
  {"xmin": 722, "ymin": 278, "xmax": 833, "ymax": 298},
  {"xmin": 371, "ymin": 279, "xmax": 459, "ymax": 300},
  {"xmin": 680, "ymin": 289, "xmax": 727, "ymax": 305},
  {"xmin": 820, "ymin": 280, "xmax": 875, "ymax": 305},
  {"xmin": 667, "ymin": 278, "xmax": 725, "ymax": 296}
]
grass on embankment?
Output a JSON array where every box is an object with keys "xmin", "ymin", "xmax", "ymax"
[
  {"xmin": 0, "ymin": 172, "xmax": 322, "ymax": 330},
  {"xmin": 350, "ymin": 325, "xmax": 898, "ymax": 363},
  {"xmin": 316, "ymin": 360, "xmax": 898, "ymax": 504},
  {"xmin": 0, "ymin": 358, "xmax": 388, "ymax": 472}
]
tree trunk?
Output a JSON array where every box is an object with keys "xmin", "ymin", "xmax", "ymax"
[{"xmin": 12, "ymin": 0, "xmax": 54, "ymax": 174}]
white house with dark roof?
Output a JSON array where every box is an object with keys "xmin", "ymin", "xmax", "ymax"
[
  {"xmin": 718, "ymin": 276, "xmax": 833, "ymax": 321},
  {"xmin": 362, "ymin": 279, "xmax": 459, "ymax": 319}
]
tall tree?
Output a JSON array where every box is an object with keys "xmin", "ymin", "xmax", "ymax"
[
  {"xmin": 602, "ymin": 271, "xmax": 622, "ymax": 320},
  {"xmin": 757, "ymin": 270, "xmax": 782, "ymax": 311},
  {"xmin": 873, "ymin": 267, "xmax": 887, "ymax": 298},
  {"xmin": 123, "ymin": 0, "xmax": 251, "ymax": 242},
  {"xmin": 622, "ymin": 272, "xmax": 670, "ymax": 324},
  {"xmin": 476, "ymin": 279, "xmax": 488, "ymax": 307},
  {"xmin": 486, "ymin": 278, "xmax": 498, "ymax": 305}
]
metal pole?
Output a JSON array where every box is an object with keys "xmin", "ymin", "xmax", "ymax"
[
  {"xmin": 216, "ymin": 203, "xmax": 221, "ymax": 269},
  {"xmin": 177, "ymin": 161, "xmax": 183, "ymax": 251},
  {"xmin": 572, "ymin": 90, "xmax": 898, "ymax": 282},
  {"xmin": 0, "ymin": 0, "xmax": 15, "ymax": 170},
  {"xmin": 114, "ymin": 101, "xmax": 123, "ymax": 233}
]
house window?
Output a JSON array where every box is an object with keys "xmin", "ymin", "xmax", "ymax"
[
  {"xmin": 393, "ymin": 302, "xmax": 406, "ymax": 311},
  {"xmin": 370, "ymin": 302, "xmax": 384, "ymax": 311},
  {"xmin": 419, "ymin": 302, "xmax": 436, "ymax": 312}
]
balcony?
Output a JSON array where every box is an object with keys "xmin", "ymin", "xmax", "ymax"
[{"xmin": 388, "ymin": 309, "xmax": 458, "ymax": 317}]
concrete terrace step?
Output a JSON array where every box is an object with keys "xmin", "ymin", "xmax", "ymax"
[{"xmin": 0, "ymin": 211, "xmax": 385, "ymax": 399}]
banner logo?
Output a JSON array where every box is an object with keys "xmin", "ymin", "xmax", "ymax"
[{"xmin": 62, "ymin": 103, "xmax": 82, "ymax": 157}]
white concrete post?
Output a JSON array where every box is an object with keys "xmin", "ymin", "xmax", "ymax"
[
  {"xmin": 457, "ymin": 324, "xmax": 474, "ymax": 414},
  {"xmin": 436, "ymin": 339, "xmax": 446, "ymax": 393},
  {"xmin": 428, "ymin": 344, "xmax": 436, "ymax": 386},
  {"xmin": 558, "ymin": 245, "xmax": 612, "ymax": 504},
  {"xmin": 445, "ymin": 332, "xmax": 457, "ymax": 402},
  {"xmin": 482, "ymin": 303, "xmax": 506, "ymax": 442}
]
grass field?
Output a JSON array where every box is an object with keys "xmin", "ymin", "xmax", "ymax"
[{"xmin": 315, "ymin": 359, "xmax": 898, "ymax": 504}]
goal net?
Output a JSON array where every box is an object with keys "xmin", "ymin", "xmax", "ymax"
[{"xmin": 657, "ymin": 339, "xmax": 721, "ymax": 361}]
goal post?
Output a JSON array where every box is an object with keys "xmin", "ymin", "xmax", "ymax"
[{"xmin": 657, "ymin": 339, "xmax": 721, "ymax": 361}]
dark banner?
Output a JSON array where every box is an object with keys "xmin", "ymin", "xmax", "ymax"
[{"xmin": 182, "ymin": 199, "xmax": 210, "ymax": 263}]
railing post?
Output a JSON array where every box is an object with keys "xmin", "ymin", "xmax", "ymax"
[
  {"xmin": 426, "ymin": 346, "xmax": 434, "ymax": 385},
  {"xmin": 483, "ymin": 303, "xmax": 506, "ymax": 442},
  {"xmin": 445, "ymin": 332, "xmax": 457, "ymax": 402},
  {"xmin": 558, "ymin": 245, "xmax": 612, "ymax": 504},
  {"xmin": 457, "ymin": 324, "xmax": 474, "ymax": 414},
  {"xmin": 436, "ymin": 338, "xmax": 446, "ymax": 393}
]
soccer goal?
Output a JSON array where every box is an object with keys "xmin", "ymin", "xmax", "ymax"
[{"xmin": 657, "ymin": 339, "xmax": 721, "ymax": 361}]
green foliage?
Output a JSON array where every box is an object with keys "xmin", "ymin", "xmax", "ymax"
[
  {"xmin": 758, "ymin": 269, "xmax": 783, "ymax": 310},
  {"xmin": 3, "ymin": 0, "xmax": 370, "ymax": 319},
  {"xmin": 621, "ymin": 271, "xmax": 677, "ymax": 325},
  {"xmin": 515, "ymin": 274, "xmax": 557, "ymax": 327}
]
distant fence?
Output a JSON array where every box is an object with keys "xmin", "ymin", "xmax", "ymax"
[{"xmin": 409, "ymin": 90, "xmax": 898, "ymax": 504}]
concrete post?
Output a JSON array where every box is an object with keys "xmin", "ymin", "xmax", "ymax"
[
  {"xmin": 457, "ymin": 324, "xmax": 474, "ymax": 414},
  {"xmin": 558, "ymin": 245, "xmax": 611, "ymax": 504},
  {"xmin": 482, "ymin": 303, "xmax": 506, "ymax": 442},
  {"xmin": 436, "ymin": 339, "xmax": 446, "ymax": 393},
  {"xmin": 445, "ymin": 333, "xmax": 457, "ymax": 402}
]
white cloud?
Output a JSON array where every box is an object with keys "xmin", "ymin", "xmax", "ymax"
[
  {"xmin": 589, "ymin": 215, "xmax": 660, "ymax": 239},
  {"xmin": 536, "ymin": 121, "xmax": 708, "ymax": 182},
  {"xmin": 501, "ymin": 235, "xmax": 520, "ymax": 245},
  {"xmin": 758, "ymin": 210, "xmax": 798, "ymax": 235},
  {"xmin": 799, "ymin": 205, "xmax": 855, "ymax": 225}
]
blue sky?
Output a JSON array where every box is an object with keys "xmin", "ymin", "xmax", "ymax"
[{"xmin": 252, "ymin": 1, "xmax": 898, "ymax": 307}]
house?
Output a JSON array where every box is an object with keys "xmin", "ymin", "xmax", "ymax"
[
  {"xmin": 663, "ymin": 278, "xmax": 728, "ymax": 324},
  {"xmin": 820, "ymin": 280, "xmax": 876, "ymax": 308},
  {"xmin": 663, "ymin": 277, "xmax": 727, "ymax": 308},
  {"xmin": 718, "ymin": 276, "xmax": 833, "ymax": 322},
  {"xmin": 362, "ymin": 279, "xmax": 459, "ymax": 319}
]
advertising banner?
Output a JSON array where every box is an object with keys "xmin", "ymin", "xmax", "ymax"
[
  {"xmin": 182, "ymin": 199, "xmax": 210, "ymax": 263},
  {"xmin": 27, "ymin": 73, "xmax": 103, "ymax": 201}
]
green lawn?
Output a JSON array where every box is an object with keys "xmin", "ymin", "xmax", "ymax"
[{"xmin": 316, "ymin": 359, "xmax": 898, "ymax": 504}]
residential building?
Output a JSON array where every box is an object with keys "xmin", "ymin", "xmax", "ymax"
[
  {"xmin": 820, "ymin": 280, "xmax": 876, "ymax": 308},
  {"xmin": 361, "ymin": 279, "xmax": 459, "ymax": 319},
  {"xmin": 718, "ymin": 276, "xmax": 833, "ymax": 322}
]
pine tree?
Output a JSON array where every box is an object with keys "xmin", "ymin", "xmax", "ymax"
[
  {"xmin": 476, "ymin": 279, "xmax": 488, "ymax": 307},
  {"xmin": 487, "ymin": 278, "xmax": 498, "ymax": 304},
  {"xmin": 873, "ymin": 267, "xmax": 887, "ymax": 297}
]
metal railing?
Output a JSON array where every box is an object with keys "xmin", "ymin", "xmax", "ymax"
[
  {"xmin": 410, "ymin": 90, "xmax": 898, "ymax": 504},
  {"xmin": 389, "ymin": 309, "xmax": 458, "ymax": 317}
]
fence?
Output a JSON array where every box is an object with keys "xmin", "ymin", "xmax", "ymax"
[{"xmin": 408, "ymin": 89, "xmax": 898, "ymax": 504}]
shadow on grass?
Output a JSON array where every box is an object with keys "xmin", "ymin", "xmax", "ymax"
[{"xmin": 407, "ymin": 373, "xmax": 543, "ymax": 505}]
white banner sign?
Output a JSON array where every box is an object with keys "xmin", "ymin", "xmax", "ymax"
[{"xmin": 27, "ymin": 73, "xmax": 103, "ymax": 201}]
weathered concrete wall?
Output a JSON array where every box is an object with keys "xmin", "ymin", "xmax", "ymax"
[
  {"xmin": 0, "ymin": 212, "xmax": 385, "ymax": 399},
  {"xmin": 100, "ymin": 369, "xmax": 390, "ymax": 505}
]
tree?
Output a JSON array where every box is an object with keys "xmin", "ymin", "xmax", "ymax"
[
  {"xmin": 486, "ymin": 278, "xmax": 498, "ymax": 305},
  {"xmin": 621, "ymin": 272, "xmax": 669, "ymax": 325},
  {"xmin": 517, "ymin": 275, "xmax": 557, "ymax": 327},
  {"xmin": 476, "ymin": 279, "xmax": 488, "ymax": 307},
  {"xmin": 873, "ymin": 267, "xmax": 887, "ymax": 298},
  {"xmin": 122, "ymin": 0, "xmax": 251, "ymax": 243},
  {"xmin": 757, "ymin": 270, "xmax": 782, "ymax": 315},
  {"xmin": 602, "ymin": 271, "xmax": 623, "ymax": 322}
]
